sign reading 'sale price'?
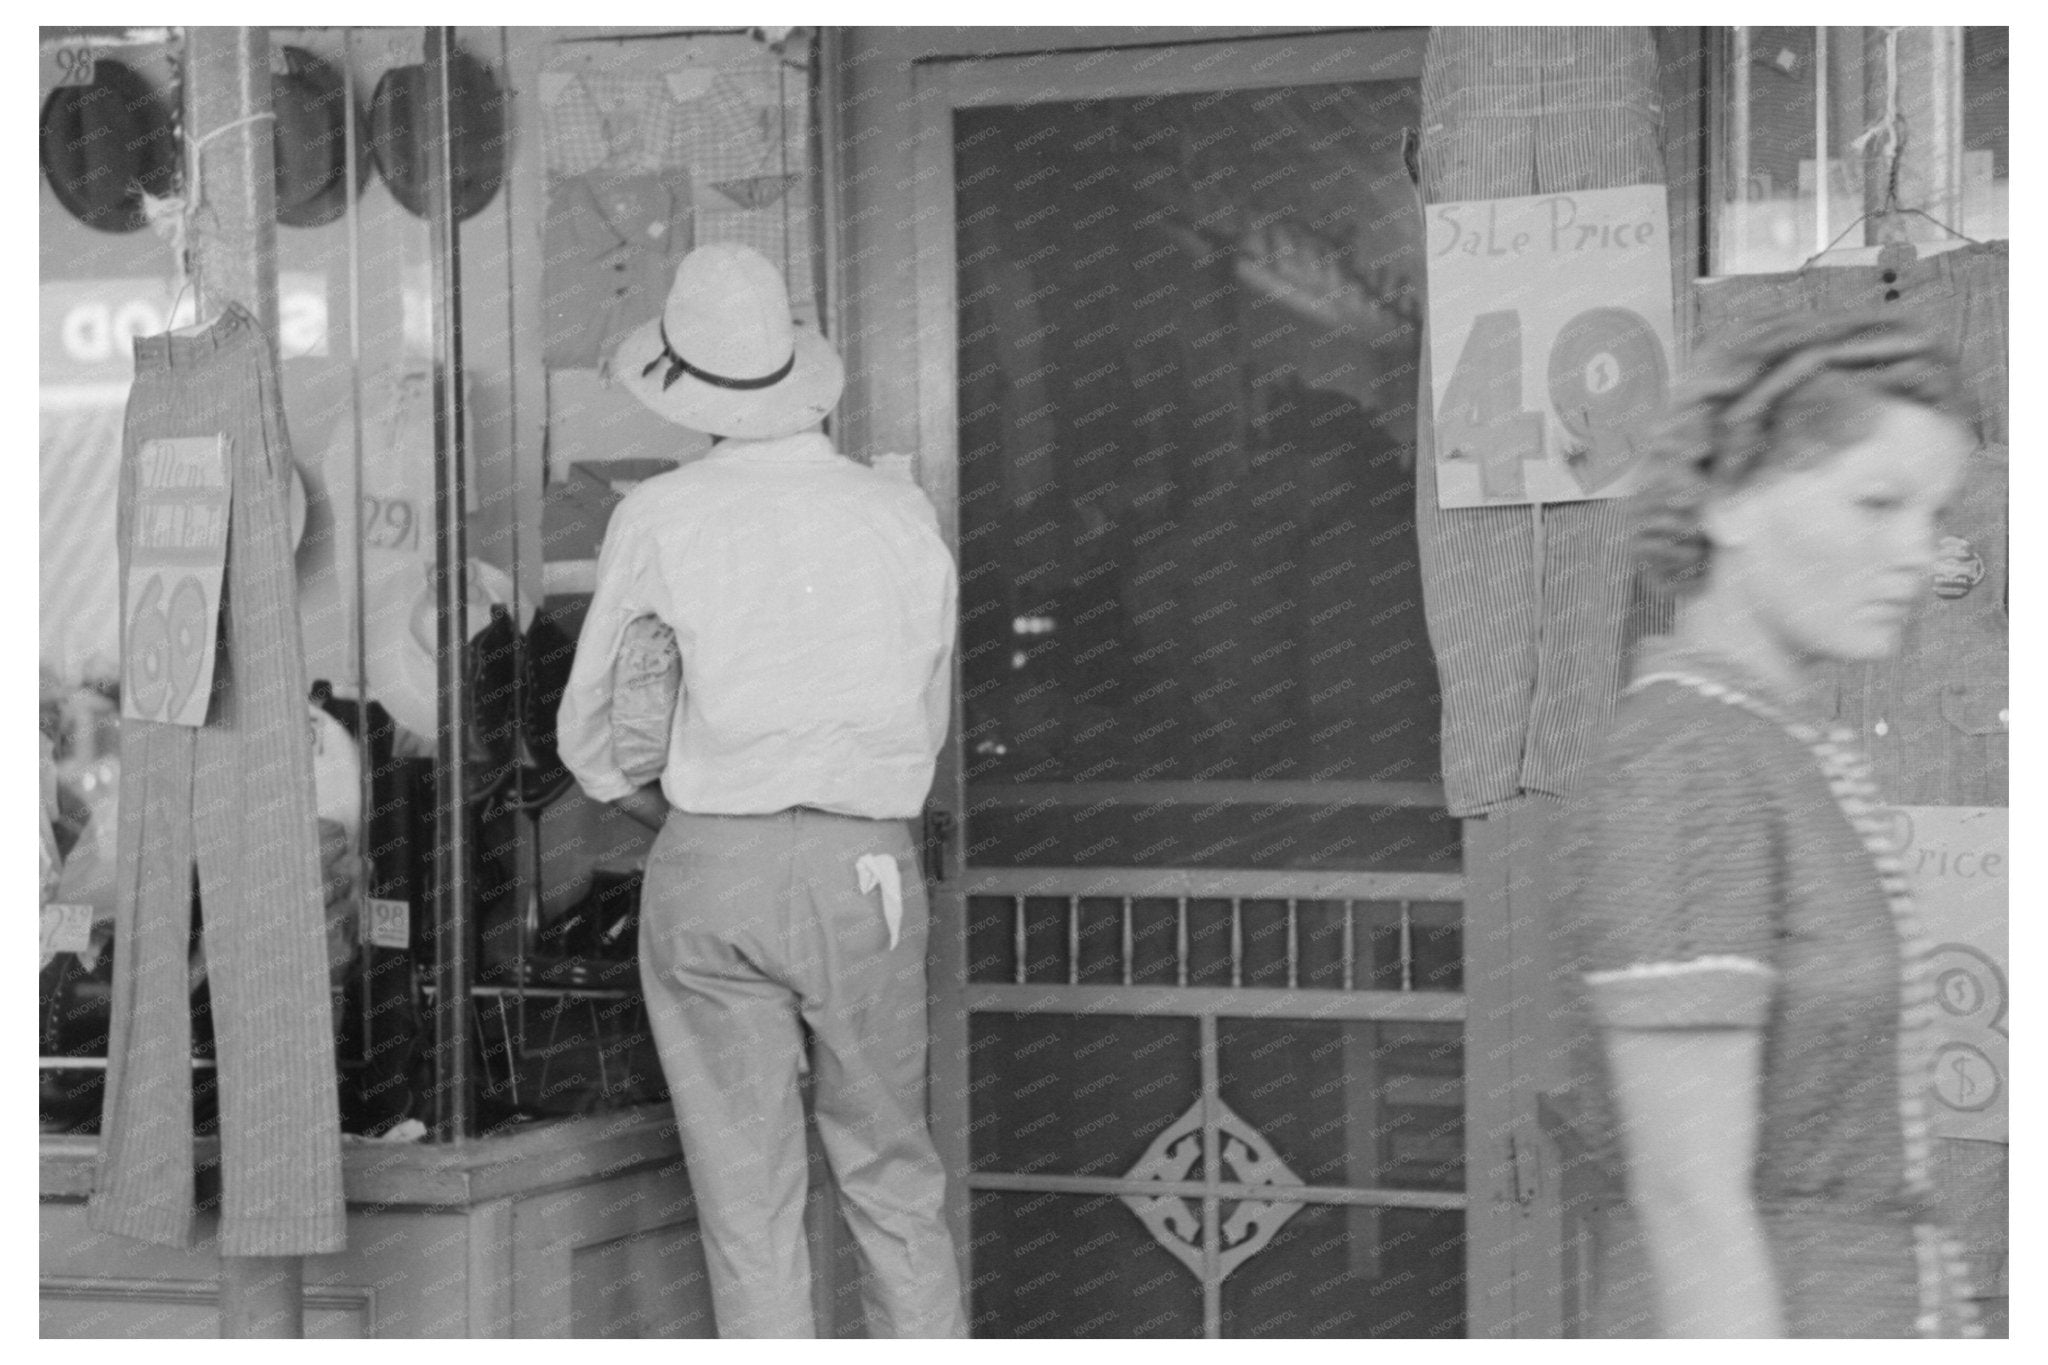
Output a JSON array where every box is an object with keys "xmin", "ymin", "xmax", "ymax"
[
  {"xmin": 1426, "ymin": 185, "xmax": 1677, "ymax": 508},
  {"xmin": 123, "ymin": 436, "xmax": 231, "ymax": 727}
]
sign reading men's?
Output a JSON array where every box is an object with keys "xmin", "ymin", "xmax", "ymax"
[
  {"xmin": 123, "ymin": 436, "xmax": 231, "ymax": 727},
  {"xmin": 1426, "ymin": 184, "xmax": 1677, "ymax": 508}
]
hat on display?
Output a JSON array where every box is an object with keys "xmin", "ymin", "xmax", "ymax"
[
  {"xmin": 273, "ymin": 46, "xmax": 372, "ymax": 229},
  {"xmin": 367, "ymin": 43, "xmax": 506, "ymax": 223},
  {"xmin": 39, "ymin": 57, "xmax": 180, "ymax": 234},
  {"xmin": 615, "ymin": 242, "xmax": 844, "ymax": 439},
  {"xmin": 359, "ymin": 555, "xmax": 518, "ymax": 744},
  {"xmin": 288, "ymin": 464, "xmax": 307, "ymax": 548},
  {"xmin": 308, "ymin": 704, "xmax": 363, "ymax": 837}
]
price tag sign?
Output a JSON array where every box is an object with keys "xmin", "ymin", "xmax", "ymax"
[
  {"xmin": 1893, "ymin": 806, "xmax": 2007, "ymax": 1142},
  {"xmin": 41, "ymin": 903, "xmax": 95, "ymax": 963},
  {"xmin": 360, "ymin": 494, "xmax": 420, "ymax": 551},
  {"xmin": 123, "ymin": 437, "xmax": 232, "ymax": 727},
  {"xmin": 1426, "ymin": 184, "xmax": 1677, "ymax": 507},
  {"xmin": 42, "ymin": 44, "xmax": 98, "ymax": 90},
  {"xmin": 365, "ymin": 898, "xmax": 411, "ymax": 951}
]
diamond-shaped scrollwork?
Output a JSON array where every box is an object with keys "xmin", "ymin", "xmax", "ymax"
[{"xmin": 1119, "ymin": 1096, "xmax": 1304, "ymax": 1279}]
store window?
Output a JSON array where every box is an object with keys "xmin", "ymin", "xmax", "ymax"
[
  {"xmin": 1711, "ymin": 26, "xmax": 2007, "ymax": 275},
  {"xmin": 38, "ymin": 27, "xmax": 818, "ymax": 1142}
]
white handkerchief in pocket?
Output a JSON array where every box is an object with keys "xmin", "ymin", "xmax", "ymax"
[{"xmin": 856, "ymin": 854, "xmax": 904, "ymax": 950}]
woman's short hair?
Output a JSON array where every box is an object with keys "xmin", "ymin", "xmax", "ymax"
[{"xmin": 1632, "ymin": 309, "xmax": 1968, "ymax": 596}]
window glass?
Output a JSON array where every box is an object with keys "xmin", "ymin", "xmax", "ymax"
[{"xmin": 1713, "ymin": 26, "xmax": 2007, "ymax": 275}]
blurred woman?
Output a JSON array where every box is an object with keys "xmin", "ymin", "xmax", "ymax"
[{"xmin": 1556, "ymin": 311, "xmax": 1982, "ymax": 1337}]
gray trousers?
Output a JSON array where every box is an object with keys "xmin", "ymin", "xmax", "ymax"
[{"xmin": 638, "ymin": 808, "xmax": 967, "ymax": 1337}]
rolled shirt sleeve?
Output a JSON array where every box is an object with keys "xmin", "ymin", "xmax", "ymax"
[
  {"xmin": 1583, "ymin": 956, "xmax": 1777, "ymax": 1029},
  {"xmin": 1567, "ymin": 714, "xmax": 1783, "ymax": 1030},
  {"xmin": 610, "ymin": 615, "xmax": 683, "ymax": 789},
  {"xmin": 556, "ymin": 497, "xmax": 657, "ymax": 804}
]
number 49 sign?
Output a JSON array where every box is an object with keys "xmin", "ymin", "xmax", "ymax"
[{"xmin": 1426, "ymin": 185, "xmax": 1678, "ymax": 508}]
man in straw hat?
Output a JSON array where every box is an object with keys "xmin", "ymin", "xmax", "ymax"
[{"xmin": 557, "ymin": 242, "xmax": 965, "ymax": 1337}]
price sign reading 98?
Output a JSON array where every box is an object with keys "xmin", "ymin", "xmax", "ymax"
[
  {"xmin": 42, "ymin": 45, "xmax": 97, "ymax": 89},
  {"xmin": 123, "ymin": 437, "xmax": 232, "ymax": 728},
  {"xmin": 1425, "ymin": 185, "xmax": 1678, "ymax": 508}
]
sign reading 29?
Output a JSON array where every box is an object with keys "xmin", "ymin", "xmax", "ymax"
[{"xmin": 361, "ymin": 494, "xmax": 420, "ymax": 551}]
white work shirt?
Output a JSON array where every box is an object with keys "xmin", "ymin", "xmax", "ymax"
[{"xmin": 556, "ymin": 433, "xmax": 957, "ymax": 820}]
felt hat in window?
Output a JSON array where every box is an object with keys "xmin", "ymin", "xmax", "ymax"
[{"xmin": 40, "ymin": 57, "xmax": 180, "ymax": 234}]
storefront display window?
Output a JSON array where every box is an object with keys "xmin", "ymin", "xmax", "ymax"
[
  {"xmin": 1712, "ymin": 26, "xmax": 2007, "ymax": 275},
  {"xmin": 36, "ymin": 24, "xmax": 2007, "ymax": 1339},
  {"xmin": 38, "ymin": 26, "xmax": 820, "ymax": 1142}
]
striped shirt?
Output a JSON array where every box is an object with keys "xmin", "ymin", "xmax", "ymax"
[{"xmin": 1550, "ymin": 639, "xmax": 1975, "ymax": 1336}]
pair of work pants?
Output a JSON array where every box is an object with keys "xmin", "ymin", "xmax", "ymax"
[
  {"xmin": 91, "ymin": 307, "xmax": 344, "ymax": 1255},
  {"xmin": 638, "ymin": 808, "xmax": 967, "ymax": 1337},
  {"xmin": 1413, "ymin": 27, "xmax": 1664, "ymax": 816}
]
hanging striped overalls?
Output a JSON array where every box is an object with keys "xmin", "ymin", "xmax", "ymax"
[{"xmin": 90, "ymin": 306, "xmax": 346, "ymax": 1257}]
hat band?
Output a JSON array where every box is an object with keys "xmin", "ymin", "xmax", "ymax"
[{"xmin": 644, "ymin": 321, "xmax": 796, "ymax": 392}]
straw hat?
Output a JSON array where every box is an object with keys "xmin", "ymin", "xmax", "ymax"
[{"xmin": 614, "ymin": 242, "xmax": 843, "ymax": 439}]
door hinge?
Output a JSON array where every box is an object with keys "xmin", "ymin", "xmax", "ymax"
[
  {"xmin": 1508, "ymin": 1125, "xmax": 1543, "ymax": 1206},
  {"xmin": 921, "ymin": 807, "xmax": 957, "ymax": 885}
]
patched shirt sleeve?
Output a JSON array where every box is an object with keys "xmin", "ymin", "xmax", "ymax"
[
  {"xmin": 556, "ymin": 501, "xmax": 659, "ymax": 804},
  {"xmin": 1567, "ymin": 717, "xmax": 1782, "ymax": 1030}
]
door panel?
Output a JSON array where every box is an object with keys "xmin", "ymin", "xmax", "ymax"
[
  {"xmin": 1216, "ymin": 1018, "xmax": 1464, "ymax": 1192},
  {"xmin": 911, "ymin": 30, "xmax": 1507, "ymax": 1338},
  {"xmin": 970, "ymin": 1189, "xmax": 1207, "ymax": 1338},
  {"xmin": 968, "ymin": 1012, "xmax": 1202, "ymax": 1177},
  {"xmin": 1218, "ymin": 1202, "xmax": 1465, "ymax": 1338},
  {"xmin": 950, "ymin": 90, "xmax": 1435, "ymax": 792}
]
